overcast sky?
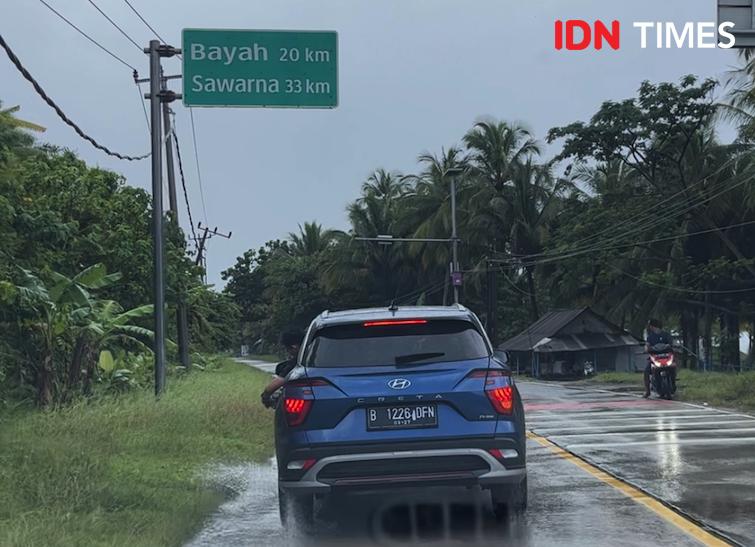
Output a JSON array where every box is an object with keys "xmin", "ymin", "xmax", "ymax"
[{"xmin": 2, "ymin": 0, "xmax": 741, "ymax": 286}]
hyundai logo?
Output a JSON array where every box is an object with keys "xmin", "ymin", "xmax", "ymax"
[{"xmin": 387, "ymin": 378, "xmax": 411, "ymax": 390}]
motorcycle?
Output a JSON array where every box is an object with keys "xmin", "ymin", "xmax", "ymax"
[{"xmin": 649, "ymin": 343, "xmax": 677, "ymax": 399}]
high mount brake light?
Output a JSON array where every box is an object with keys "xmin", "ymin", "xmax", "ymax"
[
  {"xmin": 363, "ymin": 319, "xmax": 428, "ymax": 327},
  {"xmin": 284, "ymin": 397, "xmax": 312, "ymax": 426},
  {"xmin": 287, "ymin": 378, "xmax": 330, "ymax": 387},
  {"xmin": 486, "ymin": 385, "xmax": 514, "ymax": 415},
  {"xmin": 466, "ymin": 369, "xmax": 510, "ymax": 379}
]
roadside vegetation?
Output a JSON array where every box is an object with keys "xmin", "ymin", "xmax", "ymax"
[
  {"xmin": 590, "ymin": 370, "xmax": 755, "ymax": 410},
  {"xmin": 0, "ymin": 358, "xmax": 273, "ymax": 547},
  {"xmin": 222, "ymin": 63, "xmax": 755, "ymax": 373}
]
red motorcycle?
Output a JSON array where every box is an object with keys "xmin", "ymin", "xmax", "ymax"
[{"xmin": 649, "ymin": 343, "xmax": 676, "ymax": 399}]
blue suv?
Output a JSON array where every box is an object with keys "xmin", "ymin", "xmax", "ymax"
[{"xmin": 275, "ymin": 305, "xmax": 527, "ymax": 524}]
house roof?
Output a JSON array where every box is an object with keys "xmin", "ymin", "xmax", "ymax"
[{"xmin": 498, "ymin": 307, "xmax": 641, "ymax": 352}]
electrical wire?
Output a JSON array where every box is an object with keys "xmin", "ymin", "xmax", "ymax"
[
  {"xmin": 609, "ymin": 265, "xmax": 755, "ymax": 295},
  {"xmin": 494, "ymin": 174, "xmax": 755, "ymax": 268},
  {"xmin": 122, "ymin": 0, "xmax": 167, "ymax": 44},
  {"xmin": 514, "ymin": 154, "xmax": 750, "ymax": 263},
  {"xmin": 121, "ymin": 1, "xmax": 182, "ymax": 59},
  {"xmin": 36, "ymin": 0, "xmax": 136, "ymax": 71},
  {"xmin": 555, "ymin": 154, "xmax": 743, "ymax": 253},
  {"xmin": 490, "ymin": 218, "xmax": 755, "ymax": 268},
  {"xmin": 0, "ymin": 33, "xmax": 149, "ymax": 161},
  {"xmin": 189, "ymin": 108, "xmax": 209, "ymax": 223},
  {"xmin": 170, "ymin": 114, "xmax": 198, "ymax": 244},
  {"xmin": 135, "ymin": 80, "xmax": 150, "ymax": 132},
  {"xmin": 85, "ymin": 0, "xmax": 142, "ymax": 52}
]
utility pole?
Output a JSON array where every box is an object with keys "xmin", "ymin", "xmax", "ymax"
[
  {"xmin": 161, "ymin": 77, "xmax": 190, "ymax": 371},
  {"xmin": 193, "ymin": 222, "xmax": 232, "ymax": 284},
  {"xmin": 145, "ymin": 39, "xmax": 181, "ymax": 396}
]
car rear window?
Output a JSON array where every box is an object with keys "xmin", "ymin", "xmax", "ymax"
[{"xmin": 303, "ymin": 319, "xmax": 489, "ymax": 367}]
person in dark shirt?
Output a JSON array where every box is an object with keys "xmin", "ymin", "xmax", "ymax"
[
  {"xmin": 260, "ymin": 329, "xmax": 303, "ymax": 408},
  {"xmin": 643, "ymin": 318, "xmax": 672, "ymax": 398}
]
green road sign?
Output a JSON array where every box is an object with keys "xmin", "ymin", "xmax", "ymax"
[{"xmin": 182, "ymin": 29, "xmax": 338, "ymax": 108}]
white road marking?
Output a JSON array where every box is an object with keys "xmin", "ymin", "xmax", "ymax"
[
  {"xmin": 531, "ymin": 418, "xmax": 755, "ymax": 434},
  {"xmin": 563, "ymin": 436, "xmax": 755, "ymax": 449},
  {"xmin": 541, "ymin": 427, "xmax": 755, "ymax": 438}
]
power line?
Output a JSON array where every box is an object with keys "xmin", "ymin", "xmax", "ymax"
[
  {"xmin": 189, "ymin": 108, "xmax": 209, "ymax": 223},
  {"xmin": 121, "ymin": 1, "xmax": 182, "ymax": 59},
  {"xmin": 36, "ymin": 0, "xmax": 136, "ymax": 71},
  {"xmin": 170, "ymin": 114, "xmax": 198, "ymax": 244},
  {"xmin": 134, "ymin": 75, "xmax": 150, "ymax": 133},
  {"xmin": 85, "ymin": 0, "xmax": 142, "ymax": 52},
  {"xmin": 525, "ymin": 154, "xmax": 748, "ymax": 262},
  {"xmin": 609, "ymin": 266, "xmax": 755, "ymax": 295},
  {"xmin": 495, "ymin": 173, "xmax": 755, "ymax": 267},
  {"xmin": 122, "ymin": 0, "xmax": 167, "ymax": 44},
  {"xmin": 0, "ymin": 33, "xmax": 149, "ymax": 161}
]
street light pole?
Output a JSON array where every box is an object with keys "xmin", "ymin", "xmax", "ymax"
[
  {"xmin": 450, "ymin": 175, "xmax": 459, "ymax": 304},
  {"xmin": 445, "ymin": 167, "xmax": 464, "ymax": 305}
]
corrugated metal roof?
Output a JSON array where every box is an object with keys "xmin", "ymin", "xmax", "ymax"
[
  {"xmin": 498, "ymin": 308, "xmax": 588, "ymax": 351},
  {"xmin": 498, "ymin": 308, "xmax": 641, "ymax": 352},
  {"xmin": 530, "ymin": 333, "xmax": 641, "ymax": 353}
]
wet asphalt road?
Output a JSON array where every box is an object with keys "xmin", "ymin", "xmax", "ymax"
[
  {"xmin": 523, "ymin": 381, "xmax": 755, "ymax": 546},
  {"xmin": 186, "ymin": 363, "xmax": 754, "ymax": 546}
]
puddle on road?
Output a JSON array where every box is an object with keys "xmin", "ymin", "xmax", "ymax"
[
  {"xmin": 185, "ymin": 459, "xmax": 289, "ymax": 547},
  {"xmin": 184, "ymin": 459, "xmax": 522, "ymax": 546}
]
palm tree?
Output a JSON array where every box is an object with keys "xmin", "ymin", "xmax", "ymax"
[
  {"xmin": 463, "ymin": 120, "xmax": 540, "ymax": 193},
  {"xmin": 288, "ymin": 221, "xmax": 339, "ymax": 257},
  {"xmin": 402, "ymin": 148, "xmax": 467, "ymax": 266},
  {"xmin": 0, "ymin": 104, "xmax": 46, "ymax": 132},
  {"xmin": 322, "ymin": 170, "xmax": 414, "ymax": 304}
]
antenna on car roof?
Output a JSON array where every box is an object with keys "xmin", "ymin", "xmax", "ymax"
[{"xmin": 388, "ymin": 300, "xmax": 399, "ymax": 312}]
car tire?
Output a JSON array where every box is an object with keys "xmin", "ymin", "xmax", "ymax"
[
  {"xmin": 278, "ymin": 488, "xmax": 314, "ymax": 528},
  {"xmin": 492, "ymin": 477, "xmax": 527, "ymax": 520}
]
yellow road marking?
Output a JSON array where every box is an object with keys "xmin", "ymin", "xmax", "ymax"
[{"xmin": 527, "ymin": 431, "xmax": 731, "ymax": 547}]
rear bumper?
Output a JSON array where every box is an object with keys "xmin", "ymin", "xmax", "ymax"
[{"xmin": 279, "ymin": 446, "xmax": 526, "ymax": 494}]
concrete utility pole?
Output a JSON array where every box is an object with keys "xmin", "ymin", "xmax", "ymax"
[
  {"xmin": 145, "ymin": 39, "xmax": 181, "ymax": 396},
  {"xmin": 161, "ymin": 79, "xmax": 190, "ymax": 371}
]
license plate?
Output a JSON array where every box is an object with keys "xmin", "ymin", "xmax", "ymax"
[{"xmin": 367, "ymin": 404, "xmax": 438, "ymax": 430}]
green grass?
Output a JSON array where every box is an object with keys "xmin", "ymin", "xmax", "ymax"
[
  {"xmin": 0, "ymin": 359, "xmax": 274, "ymax": 547},
  {"xmin": 589, "ymin": 370, "xmax": 755, "ymax": 410}
]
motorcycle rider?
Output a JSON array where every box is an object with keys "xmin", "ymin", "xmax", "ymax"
[
  {"xmin": 643, "ymin": 318, "xmax": 672, "ymax": 398},
  {"xmin": 260, "ymin": 329, "xmax": 303, "ymax": 408}
]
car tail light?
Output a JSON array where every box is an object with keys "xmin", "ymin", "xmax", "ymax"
[
  {"xmin": 284, "ymin": 397, "xmax": 312, "ymax": 426},
  {"xmin": 486, "ymin": 385, "xmax": 514, "ymax": 415},
  {"xmin": 363, "ymin": 319, "xmax": 428, "ymax": 327}
]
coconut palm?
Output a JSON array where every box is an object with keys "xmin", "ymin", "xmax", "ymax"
[
  {"xmin": 288, "ymin": 221, "xmax": 340, "ymax": 257},
  {"xmin": 463, "ymin": 120, "xmax": 540, "ymax": 193}
]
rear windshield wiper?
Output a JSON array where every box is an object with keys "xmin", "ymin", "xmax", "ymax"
[{"xmin": 394, "ymin": 352, "xmax": 446, "ymax": 365}]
